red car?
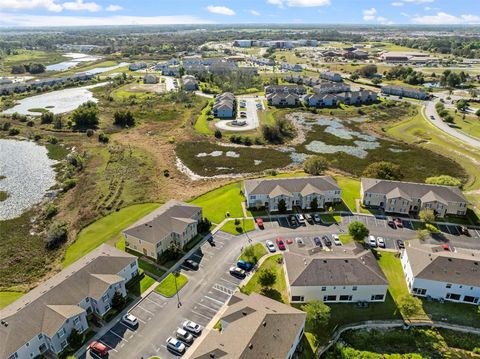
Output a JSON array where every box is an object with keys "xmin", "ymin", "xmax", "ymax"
[
  {"xmin": 88, "ymin": 341, "xmax": 109, "ymax": 357},
  {"xmin": 276, "ymin": 237, "xmax": 286, "ymax": 250},
  {"xmin": 255, "ymin": 218, "xmax": 264, "ymax": 229},
  {"xmin": 394, "ymin": 218, "xmax": 403, "ymax": 228}
]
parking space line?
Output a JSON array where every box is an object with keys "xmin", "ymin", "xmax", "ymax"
[
  {"xmin": 118, "ymin": 321, "xmax": 137, "ymax": 329},
  {"xmin": 219, "ymin": 277, "xmax": 240, "ymax": 286},
  {"xmin": 191, "ymin": 309, "xmax": 212, "ymax": 320},
  {"xmin": 136, "ymin": 305, "xmax": 155, "ymax": 316},
  {"xmin": 89, "ymin": 351, "xmax": 102, "ymax": 359},
  {"xmin": 98, "ymin": 340, "xmax": 117, "ymax": 352},
  {"xmin": 144, "ymin": 296, "xmax": 164, "ymax": 307},
  {"xmin": 196, "ymin": 302, "xmax": 219, "ymax": 312},
  {"xmin": 109, "ymin": 330, "xmax": 128, "ymax": 342},
  {"xmin": 204, "ymin": 295, "xmax": 225, "ymax": 305},
  {"xmin": 475, "ymin": 229, "xmax": 480, "ymax": 238}
]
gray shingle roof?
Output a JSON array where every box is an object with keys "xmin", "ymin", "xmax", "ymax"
[
  {"xmin": 0, "ymin": 245, "xmax": 136, "ymax": 358},
  {"xmin": 245, "ymin": 176, "xmax": 340, "ymax": 197},
  {"xmin": 123, "ymin": 200, "xmax": 201, "ymax": 245},
  {"xmin": 361, "ymin": 178, "xmax": 467, "ymax": 203},
  {"xmin": 191, "ymin": 292, "xmax": 306, "ymax": 359}
]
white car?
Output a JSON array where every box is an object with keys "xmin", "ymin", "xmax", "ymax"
[
  {"xmin": 183, "ymin": 320, "xmax": 203, "ymax": 335},
  {"xmin": 121, "ymin": 313, "xmax": 138, "ymax": 327},
  {"xmin": 265, "ymin": 240, "xmax": 276, "ymax": 252},
  {"xmin": 368, "ymin": 235, "xmax": 377, "ymax": 248},
  {"xmin": 166, "ymin": 336, "xmax": 186, "ymax": 354},
  {"xmin": 332, "ymin": 234, "xmax": 341, "ymax": 246},
  {"xmin": 229, "ymin": 266, "xmax": 246, "ymax": 278},
  {"xmin": 176, "ymin": 328, "xmax": 194, "ymax": 344},
  {"xmin": 377, "ymin": 237, "xmax": 386, "ymax": 248},
  {"xmin": 296, "ymin": 214, "xmax": 306, "ymax": 225}
]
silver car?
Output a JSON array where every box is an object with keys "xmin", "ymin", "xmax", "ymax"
[
  {"xmin": 183, "ymin": 320, "xmax": 203, "ymax": 335},
  {"xmin": 166, "ymin": 336, "xmax": 186, "ymax": 354}
]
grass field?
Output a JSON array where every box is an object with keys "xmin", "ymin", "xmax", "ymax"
[
  {"xmin": 239, "ymin": 243, "xmax": 268, "ymax": 264},
  {"xmin": 339, "ymin": 234, "xmax": 353, "ymax": 244},
  {"xmin": 138, "ymin": 258, "xmax": 166, "ymax": 278},
  {"xmin": 63, "ymin": 203, "xmax": 160, "ymax": 267},
  {"xmin": 190, "ymin": 181, "xmax": 249, "ymax": 223},
  {"xmin": 334, "ymin": 175, "xmax": 360, "ymax": 212},
  {"xmin": 194, "ymin": 100, "xmax": 215, "ymax": 135},
  {"xmin": 241, "ymin": 254, "xmax": 288, "ymax": 303},
  {"xmin": 0, "ymin": 291, "xmax": 24, "ymax": 309},
  {"xmin": 447, "ymin": 109, "xmax": 480, "ymax": 140},
  {"xmin": 220, "ymin": 218, "xmax": 255, "ymax": 235},
  {"xmin": 155, "ymin": 273, "xmax": 188, "ymax": 297}
]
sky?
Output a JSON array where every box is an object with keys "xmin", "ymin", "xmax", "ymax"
[{"xmin": 0, "ymin": 0, "xmax": 479, "ymax": 27}]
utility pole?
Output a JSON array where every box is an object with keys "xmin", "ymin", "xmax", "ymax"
[{"xmin": 173, "ymin": 270, "xmax": 182, "ymax": 308}]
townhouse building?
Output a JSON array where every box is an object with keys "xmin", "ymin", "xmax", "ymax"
[
  {"xmin": 213, "ymin": 92, "xmax": 235, "ymax": 118},
  {"xmin": 381, "ymin": 85, "xmax": 428, "ymax": 100},
  {"xmin": 266, "ymin": 92, "xmax": 300, "ymax": 107},
  {"xmin": 319, "ymin": 71, "xmax": 343, "ymax": 82}
]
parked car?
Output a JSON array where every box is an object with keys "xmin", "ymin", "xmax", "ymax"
[
  {"xmin": 295, "ymin": 237, "xmax": 305, "ymax": 246},
  {"xmin": 322, "ymin": 235, "xmax": 332, "ymax": 247},
  {"xmin": 166, "ymin": 336, "xmax": 186, "ymax": 354},
  {"xmin": 230, "ymin": 266, "xmax": 246, "ymax": 278},
  {"xmin": 176, "ymin": 328, "xmax": 194, "ymax": 345},
  {"xmin": 387, "ymin": 220, "xmax": 397, "ymax": 229},
  {"xmin": 255, "ymin": 218, "xmax": 264, "ymax": 229},
  {"xmin": 121, "ymin": 313, "xmax": 138, "ymax": 327},
  {"xmin": 184, "ymin": 259, "xmax": 199, "ymax": 270},
  {"xmin": 430, "ymin": 115, "xmax": 435, "ymax": 120},
  {"xmin": 313, "ymin": 237, "xmax": 323, "ymax": 247},
  {"xmin": 289, "ymin": 215, "xmax": 298, "ymax": 226},
  {"xmin": 397, "ymin": 240, "xmax": 405, "ymax": 249},
  {"xmin": 237, "ymin": 259, "xmax": 253, "ymax": 271},
  {"xmin": 240, "ymin": 113, "xmax": 247, "ymax": 118},
  {"xmin": 88, "ymin": 341, "xmax": 109, "ymax": 357},
  {"xmin": 368, "ymin": 235, "xmax": 377, "ymax": 248},
  {"xmin": 377, "ymin": 237, "xmax": 386, "ymax": 248},
  {"xmin": 265, "ymin": 240, "xmax": 276, "ymax": 252},
  {"xmin": 304, "ymin": 213, "xmax": 313, "ymax": 223},
  {"xmin": 457, "ymin": 226, "xmax": 470, "ymax": 236},
  {"xmin": 296, "ymin": 214, "xmax": 306, "ymax": 225},
  {"xmin": 394, "ymin": 218, "xmax": 403, "ymax": 228},
  {"xmin": 332, "ymin": 234, "xmax": 341, "ymax": 246},
  {"xmin": 276, "ymin": 237, "xmax": 286, "ymax": 250},
  {"xmin": 183, "ymin": 320, "xmax": 203, "ymax": 335},
  {"xmin": 313, "ymin": 213, "xmax": 321, "ymax": 223}
]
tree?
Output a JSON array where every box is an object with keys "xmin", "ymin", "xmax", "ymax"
[
  {"xmin": 71, "ymin": 101, "xmax": 99, "ymax": 130},
  {"xmin": 214, "ymin": 129, "xmax": 222, "ymax": 139},
  {"xmin": 350, "ymin": 73, "xmax": 359, "ymax": 81},
  {"xmin": 398, "ymin": 294, "xmax": 423, "ymax": 318},
  {"xmin": 425, "ymin": 175, "xmax": 462, "ymax": 188},
  {"xmin": 164, "ymin": 241, "xmax": 183, "ymax": 261},
  {"xmin": 27, "ymin": 63, "xmax": 46, "ymax": 74},
  {"xmin": 310, "ymin": 197, "xmax": 319, "ymax": 211},
  {"xmin": 348, "ymin": 221, "xmax": 369, "ymax": 241},
  {"xmin": 303, "ymin": 155, "xmax": 328, "ymax": 176},
  {"xmin": 242, "ymin": 245, "xmax": 257, "ymax": 264},
  {"xmin": 111, "ymin": 290, "xmax": 126, "ymax": 311},
  {"xmin": 278, "ymin": 198, "xmax": 287, "ymax": 213},
  {"xmin": 362, "ymin": 161, "xmax": 403, "ymax": 180},
  {"xmin": 11, "ymin": 64, "xmax": 26, "ymax": 74},
  {"xmin": 301, "ymin": 300, "xmax": 331, "ymax": 335},
  {"xmin": 456, "ymin": 99, "xmax": 468, "ymax": 112},
  {"xmin": 258, "ymin": 268, "xmax": 277, "ymax": 290},
  {"xmin": 113, "ymin": 110, "xmax": 135, "ymax": 128},
  {"xmin": 45, "ymin": 221, "xmax": 68, "ymax": 249},
  {"xmin": 419, "ymin": 208, "xmax": 435, "ymax": 223},
  {"xmin": 67, "ymin": 328, "xmax": 83, "ymax": 349},
  {"xmin": 417, "ymin": 229, "xmax": 429, "ymax": 241},
  {"xmin": 40, "ymin": 111, "xmax": 54, "ymax": 124},
  {"xmin": 476, "ymin": 109, "xmax": 480, "ymax": 118}
]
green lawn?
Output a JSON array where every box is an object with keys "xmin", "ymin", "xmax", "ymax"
[
  {"xmin": 319, "ymin": 213, "xmax": 341, "ymax": 224},
  {"xmin": 126, "ymin": 272, "xmax": 156, "ymax": 296},
  {"xmin": 220, "ymin": 218, "xmax": 255, "ymax": 235},
  {"xmin": 194, "ymin": 100, "xmax": 215, "ymax": 135},
  {"xmin": 0, "ymin": 291, "xmax": 24, "ymax": 309},
  {"xmin": 241, "ymin": 254, "xmax": 288, "ymax": 303},
  {"xmin": 239, "ymin": 243, "xmax": 268, "ymax": 264},
  {"xmin": 155, "ymin": 273, "xmax": 188, "ymax": 297},
  {"xmin": 339, "ymin": 234, "xmax": 353, "ymax": 245},
  {"xmin": 334, "ymin": 175, "xmax": 360, "ymax": 212},
  {"xmin": 190, "ymin": 181, "xmax": 249, "ymax": 224},
  {"xmin": 138, "ymin": 258, "xmax": 166, "ymax": 278},
  {"xmin": 63, "ymin": 203, "xmax": 160, "ymax": 267}
]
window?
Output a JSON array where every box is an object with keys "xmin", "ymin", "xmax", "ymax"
[
  {"xmin": 446, "ymin": 293, "xmax": 461, "ymax": 301},
  {"xmin": 57, "ymin": 328, "xmax": 66, "ymax": 338},
  {"xmin": 463, "ymin": 296, "xmax": 479, "ymax": 304},
  {"xmin": 105, "ymin": 304, "xmax": 111, "ymax": 311},
  {"xmin": 130, "ymin": 262, "xmax": 136, "ymax": 268},
  {"xmin": 339, "ymin": 295, "xmax": 352, "ymax": 301},
  {"xmin": 73, "ymin": 317, "xmax": 80, "ymax": 325},
  {"xmin": 352, "ymin": 286, "xmax": 357, "ymax": 291},
  {"xmin": 38, "ymin": 334, "xmax": 43, "ymax": 340},
  {"xmin": 61, "ymin": 340, "xmax": 67, "ymax": 349},
  {"xmin": 321, "ymin": 286, "xmax": 326, "ymax": 291},
  {"xmin": 8, "ymin": 354, "xmax": 18, "ymax": 359},
  {"xmin": 446, "ymin": 283, "xmax": 452, "ymax": 289},
  {"xmin": 323, "ymin": 295, "xmax": 337, "ymax": 302},
  {"xmin": 291, "ymin": 296, "xmax": 305, "ymax": 302},
  {"xmin": 371, "ymin": 294, "xmax": 384, "ymax": 301},
  {"xmin": 413, "ymin": 288, "xmax": 427, "ymax": 296},
  {"xmin": 102, "ymin": 294, "xmax": 109, "ymax": 302}
]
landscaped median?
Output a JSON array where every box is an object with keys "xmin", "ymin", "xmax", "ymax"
[
  {"xmin": 0, "ymin": 291, "xmax": 24, "ymax": 309},
  {"xmin": 220, "ymin": 218, "xmax": 255, "ymax": 235},
  {"xmin": 154, "ymin": 272, "xmax": 188, "ymax": 297}
]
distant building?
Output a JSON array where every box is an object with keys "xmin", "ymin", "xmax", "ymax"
[
  {"xmin": 401, "ymin": 240, "xmax": 480, "ymax": 305},
  {"xmin": 213, "ymin": 92, "xmax": 235, "ymax": 118},
  {"xmin": 264, "ymin": 84, "xmax": 306, "ymax": 95},
  {"xmin": 343, "ymin": 49, "xmax": 369, "ymax": 60},
  {"xmin": 181, "ymin": 75, "xmax": 198, "ymax": 91},
  {"xmin": 128, "ymin": 62, "xmax": 148, "ymax": 71},
  {"xmin": 381, "ymin": 85, "xmax": 428, "ymax": 100},
  {"xmin": 304, "ymin": 93, "xmax": 338, "ymax": 107},
  {"xmin": 266, "ymin": 92, "xmax": 300, "ymax": 107},
  {"xmin": 143, "ymin": 73, "xmax": 159, "ymax": 84},
  {"xmin": 190, "ymin": 292, "xmax": 306, "ymax": 359},
  {"xmin": 313, "ymin": 82, "xmax": 350, "ymax": 94},
  {"xmin": 319, "ymin": 71, "xmax": 343, "ymax": 82}
]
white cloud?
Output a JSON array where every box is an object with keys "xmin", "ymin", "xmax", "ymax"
[
  {"xmin": 391, "ymin": 2, "xmax": 403, "ymax": 6},
  {"xmin": 0, "ymin": 12, "xmax": 213, "ymax": 26},
  {"xmin": 403, "ymin": 0, "xmax": 434, "ymax": 3},
  {"xmin": 207, "ymin": 5, "xmax": 235, "ymax": 16},
  {"xmin": 62, "ymin": 0, "xmax": 101, "ymax": 12},
  {"xmin": 250, "ymin": 9, "xmax": 260, "ymax": 16},
  {"xmin": 363, "ymin": 7, "xmax": 377, "ymax": 21},
  {"xmin": 267, "ymin": 0, "xmax": 330, "ymax": 8},
  {"xmin": 400, "ymin": 12, "xmax": 409, "ymax": 17},
  {"xmin": 0, "ymin": 0, "xmax": 62, "ymax": 12},
  {"xmin": 412, "ymin": 12, "xmax": 480, "ymax": 24},
  {"xmin": 106, "ymin": 4, "xmax": 122, "ymax": 11}
]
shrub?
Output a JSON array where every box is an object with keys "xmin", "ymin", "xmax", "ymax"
[
  {"xmin": 40, "ymin": 111, "xmax": 54, "ymax": 124},
  {"xmin": 348, "ymin": 221, "xmax": 369, "ymax": 241},
  {"xmin": 425, "ymin": 175, "xmax": 462, "ymax": 187},
  {"xmin": 98, "ymin": 133, "xmax": 110, "ymax": 143},
  {"xmin": 363, "ymin": 161, "xmax": 403, "ymax": 180},
  {"xmin": 214, "ymin": 129, "xmax": 222, "ymax": 139},
  {"xmin": 45, "ymin": 221, "xmax": 68, "ymax": 249},
  {"xmin": 86, "ymin": 129, "xmax": 94, "ymax": 137},
  {"xmin": 27, "ymin": 120, "xmax": 34, "ymax": 127},
  {"xmin": 63, "ymin": 178, "xmax": 77, "ymax": 192},
  {"xmin": 8, "ymin": 127, "xmax": 20, "ymax": 136},
  {"xmin": 303, "ymin": 155, "xmax": 328, "ymax": 175},
  {"xmin": 113, "ymin": 110, "xmax": 136, "ymax": 128},
  {"xmin": 45, "ymin": 204, "xmax": 58, "ymax": 219}
]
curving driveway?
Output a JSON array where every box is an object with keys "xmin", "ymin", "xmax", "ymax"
[
  {"xmin": 215, "ymin": 96, "xmax": 262, "ymax": 132},
  {"xmin": 424, "ymin": 99, "xmax": 480, "ymax": 149}
]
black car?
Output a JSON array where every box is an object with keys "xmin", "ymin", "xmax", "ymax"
[
  {"xmin": 322, "ymin": 235, "xmax": 332, "ymax": 247},
  {"xmin": 289, "ymin": 215, "xmax": 298, "ymax": 226},
  {"xmin": 457, "ymin": 226, "xmax": 470, "ymax": 236},
  {"xmin": 397, "ymin": 240, "xmax": 405, "ymax": 249},
  {"xmin": 387, "ymin": 220, "xmax": 397, "ymax": 229},
  {"xmin": 313, "ymin": 237, "xmax": 323, "ymax": 247},
  {"xmin": 184, "ymin": 259, "xmax": 199, "ymax": 270}
]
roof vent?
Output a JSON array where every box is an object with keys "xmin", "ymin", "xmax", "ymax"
[
  {"xmin": 242, "ymin": 311, "xmax": 248, "ymax": 316},
  {"xmin": 263, "ymin": 321, "xmax": 267, "ymax": 327},
  {"xmin": 345, "ymin": 260, "xmax": 349, "ymax": 263},
  {"xmin": 209, "ymin": 354, "xmax": 216, "ymax": 358},
  {"xmin": 323, "ymin": 260, "xmax": 327, "ymax": 263},
  {"xmin": 249, "ymin": 343, "xmax": 253, "ymax": 350},
  {"xmin": 475, "ymin": 262, "xmax": 478, "ymax": 266},
  {"xmin": 448, "ymin": 258, "xmax": 452, "ymax": 262}
]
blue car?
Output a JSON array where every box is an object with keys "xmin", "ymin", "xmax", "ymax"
[{"xmin": 237, "ymin": 260, "xmax": 253, "ymax": 271}]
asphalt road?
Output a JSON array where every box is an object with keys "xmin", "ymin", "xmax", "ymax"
[
  {"xmin": 83, "ymin": 214, "xmax": 480, "ymax": 359},
  {"xmin": 215, "ymin": 96, "xmax": 262, "ymax": 132}
]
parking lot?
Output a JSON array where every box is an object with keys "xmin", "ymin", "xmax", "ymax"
[{"xmin": 84, "ymin": 231, "xmax": 246, "ymax": 359}]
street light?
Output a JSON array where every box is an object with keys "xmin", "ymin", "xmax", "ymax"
[{"xmin": 173, "ymin": 270, "xmax": 182, "ymax": 308}]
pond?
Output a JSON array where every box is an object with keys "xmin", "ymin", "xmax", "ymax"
[
  {"xmin": 46, "ymin": 52, "xmax": 103, "ymax": 72},
  {"xmin": 82, "ymin": 62, "xmax": 129, "ymax": 75},
  {"xmin": 2, "ymin": 82, "xmax": 107, "ymax": 116},
  {"xmin": 0, "ymin": 139, "xmax": 58, "ymax": 220}
]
